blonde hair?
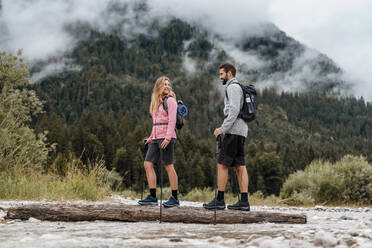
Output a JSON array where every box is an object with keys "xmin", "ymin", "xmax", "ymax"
[{"xmin": 149, "ymin": 76, "xmax": 176, "ymax": 116}]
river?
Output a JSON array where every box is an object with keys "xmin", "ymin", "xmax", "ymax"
[{"xmin": 0, "ymin": 197, "xmax": 371, "ymax": 248}]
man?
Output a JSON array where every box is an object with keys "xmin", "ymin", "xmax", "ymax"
[{"xmin": 203, "ymin": 62, "xmax": 250, "ymax": 211}]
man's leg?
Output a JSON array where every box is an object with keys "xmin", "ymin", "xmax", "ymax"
[
  {"xmin": 235, "ymin": 165, "xmax": 248, "ymax": 194},
  {"xmin": 217, "ymin": 163, "xmax": 229, "ymax": 201},
  {"xmin": 203, "ymin": 133, "xmax": 231, "ymax": 209},
  {"xmin": 217, "ymin": 163, "xmax": 229, "ymax": 191},
  {"xmin": 227, "ymin": 165, "xmax": 250, "ymax": 210},
  {"xmin": 202, "ymin": 163, "xmax": 228, "ymax": 209}
]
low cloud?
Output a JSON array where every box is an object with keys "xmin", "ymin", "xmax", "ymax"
[
  {"xmin": 30, "ymin": 57, "xmax": 79, "ymax": 82},
  {"xmin": 0, "ymin": 0, "xmax": 369, "ymax": 101},
  {"xmin": 148, "ymin": 0, "xmax": 270, "ymax": 39},
  {"xmin": 0, "ymin": 0, "xmax": 270, "ymax": 61},
  {"xmin": 269, "ymin": 0, "xmax": 372, "ymax": 101}
]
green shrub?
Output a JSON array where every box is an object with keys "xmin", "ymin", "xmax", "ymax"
[
  {"xmin": 0, "ymin": 155, "xmax": 121, "ymax": 201},
  {"xmin": 0, "ymin": 51, "xmax": 50, "ymax": 173},
  {"xmin": 0, "ymin": 51, "xmax": 123, "ymax": 201},
  {"xmin": 281, "ymin": 155, "xmax": 372, "ymax": 205}
]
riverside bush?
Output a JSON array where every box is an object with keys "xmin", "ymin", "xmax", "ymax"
[
  {"xmin": 0, "ymin": 156, "xmax": 121, "ymax": 201},
  {"xmin": 0, "ymin": 51, "xmax": 50, "ymax": 173},
  {"xmin": 0, "ymin": 51, "xmax": 120, "ymax": 201},
  {"xmin": 281, "ymin": 155, "xmax": 372, "ymax": 204}
]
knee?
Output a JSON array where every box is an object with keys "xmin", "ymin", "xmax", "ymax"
[
  {"xmin": 164, "ymin": 164, "xmax": 174, "ymax": 172},
  {"xmin": 144, "ymin": 162, "xmax": 153, "ymax": 170},
  {"xmin": 235, "ymin": 165, "xmax": 246, "ymax": 174},
  {"xmin": 218, "ymin": 164, "xmax": 228, "ymax": 171}
]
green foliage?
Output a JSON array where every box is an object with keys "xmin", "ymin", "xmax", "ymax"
[
  {"xmin": 0, "ymin": 51, "xmax": 121, "ymax": 201},
  {"xmin": 281, "ymin": 155, "xmax": 372, "ymax": 204},
  {"xmin": 0, "ymin": 155, "xmax": 120, "ymax": 201},
  {"xmin": 0, "ymin": 51, "xmax": 51, "ymax": 172},
  {"xmin": 187, "ymin": 37, "xmax": 213, "ymax": 60},
  {"xmin": 0, "ymin": 50, "xmax": 29, "ymax": 90},
  {"xmin": 257, "ymin": 152, "xmax": 283, "ymax": 195}
]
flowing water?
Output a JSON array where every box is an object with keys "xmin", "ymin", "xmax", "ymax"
[{"xmin": 0, "ymin": 197, "xmax": 371, "ymax": 248}]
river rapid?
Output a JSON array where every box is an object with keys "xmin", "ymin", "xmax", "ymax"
[{"xmin": 0, "ymin": 196, "xmax": 371, "ymax": 248}]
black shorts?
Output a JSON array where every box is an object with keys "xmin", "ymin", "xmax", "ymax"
[
  {"xmin": 145, "ymin": 139, "xmax": 175, "ymax": 165},
  {"xmin": 218, "ymin": 134, "xmax": 246, "ymax": 166}
]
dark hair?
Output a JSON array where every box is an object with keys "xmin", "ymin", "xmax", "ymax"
[{"xmin": 219, "ymin": 62, "xmax": 236, "ymax": 77}]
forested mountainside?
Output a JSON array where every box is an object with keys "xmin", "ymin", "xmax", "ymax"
[{"xmin": 29, "ymin": 16, "xmax": 372, "ymax": 196}]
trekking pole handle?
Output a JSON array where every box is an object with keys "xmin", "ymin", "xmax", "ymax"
[
  {"xmin": 143, "ymin": 138, "xmax": 149, "ymax": 151},
  {"xmin": 216, "ymin": 135, "xmax": 222, "ymax": 149}
]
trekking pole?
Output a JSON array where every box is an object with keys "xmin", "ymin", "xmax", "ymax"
[
  {"xmin": 230, "ymin": 170, "xmax": 235, "ymax": 199},
  {"xmin": 214, "ymin": 134, "xmax": 222, "ymax": 225},
  {"xmin": 141, "ymin": 168, "xmax": 144, "ymax": 200},
  {"xmin": 159, "ymin": 143, "xmax": 164, "ymax": 224},
  {"xmin": 237, "ymin": 173, "xmax": 240, "ymax": 201}
]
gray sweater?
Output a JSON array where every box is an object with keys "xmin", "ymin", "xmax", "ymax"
[{"xmin": 218, "ymin": 78, "xmax": 248, "ymax": 138}]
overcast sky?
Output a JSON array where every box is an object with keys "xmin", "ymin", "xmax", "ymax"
[
  {"xmin": 268, "ymin": 0, "xmax": 372, "ymax": 101},
  {"xmin": 1, "ymin": 0, "xmax": 371, "ymax": 101}
]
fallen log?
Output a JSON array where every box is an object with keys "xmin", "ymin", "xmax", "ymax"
[{"xmin": 6, "ymin": 203, "xmax": 307, "ymax": 224}]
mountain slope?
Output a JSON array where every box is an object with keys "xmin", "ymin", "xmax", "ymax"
[{"xmin": 23, "ymin": 16, "xmax": 372, "ymax": 195}]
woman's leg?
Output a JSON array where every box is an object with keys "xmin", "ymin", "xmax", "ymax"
[
  {"xmin": 144, "ymin": 161, "xmax": 156, "ymax": 189},
  {"xmin": 164, "ymin": 164, "xmax": 178, "ymax": 190}
]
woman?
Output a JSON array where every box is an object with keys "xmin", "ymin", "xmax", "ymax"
[{"xmin": 138, "ymin": 76, "xmax": 180, "ymax": 207}]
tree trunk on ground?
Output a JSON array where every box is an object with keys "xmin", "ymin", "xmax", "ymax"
[{"xmin": 6, "ymin": 203, "xmax": 306, "ymax": 224}]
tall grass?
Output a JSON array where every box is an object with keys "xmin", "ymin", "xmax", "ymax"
[
  {"xmin": 0, "ymin": 155, "xmax": 121, "ymax": 201},
  {"xmin": 281, "ymin": 155, "xmax": 372, "ymax": 205}
]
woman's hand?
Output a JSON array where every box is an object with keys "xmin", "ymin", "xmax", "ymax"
[
  {"xmin": 144, "ymin": 139, "xmax": 151, "ymax": 145},
  {"xmin": 161, "ymin": 139, "xmax": 170, "ymax": 149},
  {"xmin": 168, "ymin": 91, "xmax": 175, "ymax": 98}
]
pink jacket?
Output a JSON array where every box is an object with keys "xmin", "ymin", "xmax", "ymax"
[{"xmin": 148, "ymin": 96, "xmax": 177, "ymax": 141}]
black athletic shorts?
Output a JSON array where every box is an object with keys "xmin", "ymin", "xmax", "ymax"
[
  {"xmin": 145, "ymin": 139, "xmax": 176, "ymax": 165},
  {"xmin": 218, "ymin": 134, "xmax": 246, "ymax": 166}
]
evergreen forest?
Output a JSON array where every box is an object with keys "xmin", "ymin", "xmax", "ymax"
[{"xmin": 21, "ymin": 18, "xmax": 372, "ymax": 197}]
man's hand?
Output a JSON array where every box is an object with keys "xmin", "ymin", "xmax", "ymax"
[
  {"xmin": 161, "ymin": 138, "xmax": 170, "ymax": 149},
  {"xmin": 144, "ymin": 139, "xmax": 151, "ymax": 145},
  {"xmin": 214, "ymin": 128, "xmax": 223, "ymax": 138}
]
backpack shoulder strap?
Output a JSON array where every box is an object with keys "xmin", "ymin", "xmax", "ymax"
[
  {"xmin": 163, "ymin": 97, "xmax": 168, "ymax": 113},
  {"xmin": 225, "ymin": 82, "xmax": 242, "ymax": 100}
]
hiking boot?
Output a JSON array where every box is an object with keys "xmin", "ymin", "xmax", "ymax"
[
  {"xmin": 138, "ymin": 195, "xmax": 158, "ymax": 205},
  {"xmin": 227, "ymin": 200, "xmax": 250, "ymax": 211},
  {"xmin": 163, "ymin": 196, "xmax": 180, "ymax": 208},
  {"xmin": 203, "ymin": 198, "xmax": 226, "ymax": 210}
]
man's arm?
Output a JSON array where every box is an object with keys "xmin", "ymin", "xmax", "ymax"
[{"xmin": 219, "ymin": 84, "xmax": 241, "ymax": 133}]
